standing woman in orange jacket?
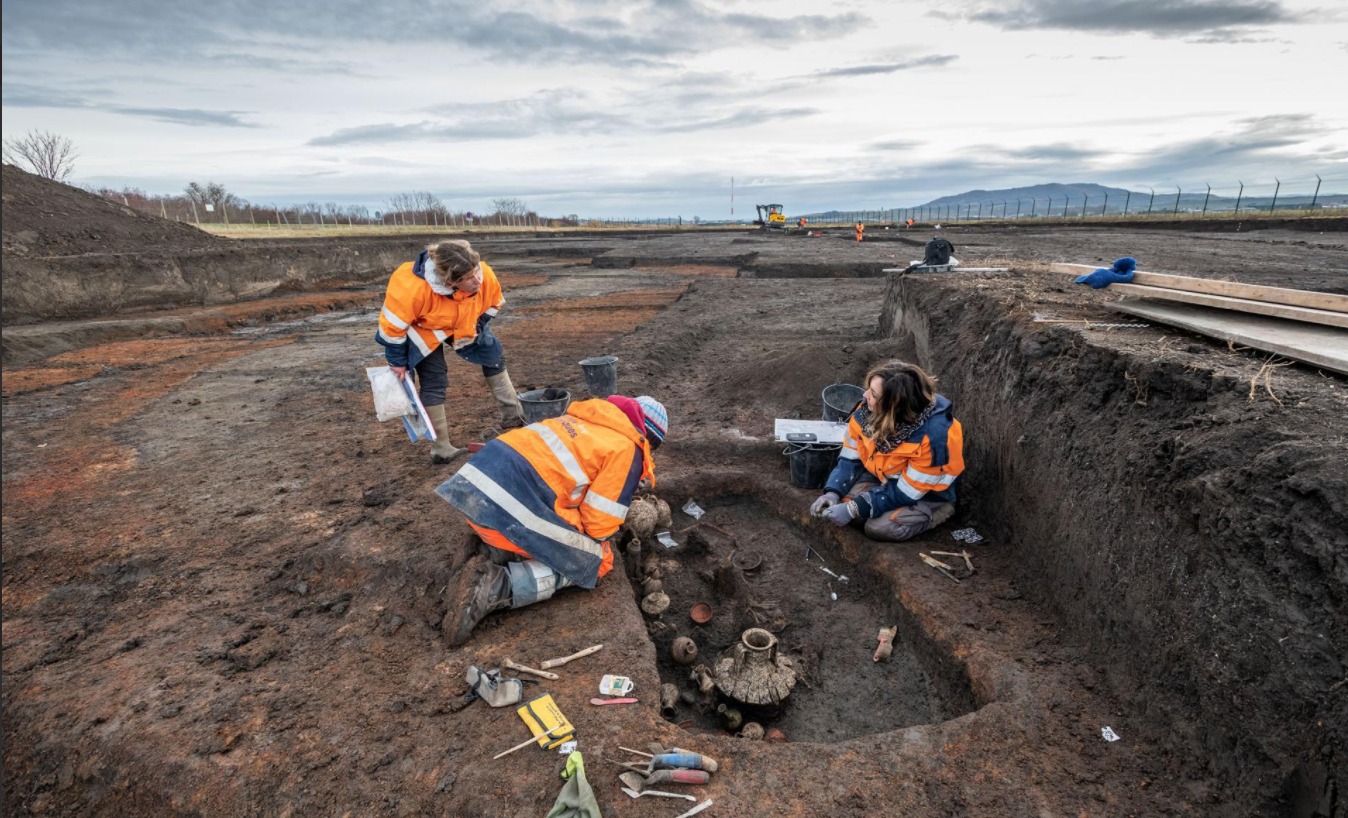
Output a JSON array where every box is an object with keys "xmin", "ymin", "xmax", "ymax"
[
  {"xmin": 810, "ymin": 361, "xmax": 964, "ymax": 541},
  {"xmin": 376, "ymin": 240, "xmax": 525, "ymax": 463},
  {"xmin": 855, "ymin": 221, "xmax": 865, "ymax": 242}
]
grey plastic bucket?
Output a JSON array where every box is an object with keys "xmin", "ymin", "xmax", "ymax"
[
  {"xmin": 519, "ymin": 388, "xmax": 571, "ymax": 423},
  {"xmin": 786, "ymin": 443, "xmax": 841, "ymax": 490},
  {"xmin": 822, "ymin": 383, "xmax": 865, "ymax": 422},
  {"xmin": 579, "ymin": 355, "xmax": 619, "ymax": 398}
]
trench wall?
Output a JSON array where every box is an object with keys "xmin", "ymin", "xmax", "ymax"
[
  {"xmin": 1, "ymin": 236, "xmax": 445, "ymax": 325},
  {"xmin": 879, "ymin": 273, "xmax": 1347, "ymax": 815}
]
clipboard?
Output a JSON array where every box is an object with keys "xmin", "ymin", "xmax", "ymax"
[{"xmin": 398, "ymin": 374, "xmax": 437, "ymax": 441}]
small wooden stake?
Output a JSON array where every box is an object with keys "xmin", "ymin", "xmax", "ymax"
[
  {"xmin": 540, "ymin": 644, "xmax": 604, "ymax": 670},
  {"xmin": 493, "ymin": 725, "xmax": 565, "ymax": 760},
  {"xmin": 504, "ymin": 658, "xmax": 558, "ymax": 681},
  {"xmin": 919, "ymin": 553, "xmax": 961, "ymax": 584}
]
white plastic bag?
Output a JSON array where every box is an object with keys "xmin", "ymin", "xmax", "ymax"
[{"xmin": 366, "ymin": 366, "xmax": 414, "ymax": 421}]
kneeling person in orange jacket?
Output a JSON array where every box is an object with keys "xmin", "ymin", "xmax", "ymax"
[
  {"xmin": 810, "ymin": 361, "xmax": 963, "ymax": 541},
  {"xmin": 436, "ymin": 394, "xmax": 669, "ymax": 645}
]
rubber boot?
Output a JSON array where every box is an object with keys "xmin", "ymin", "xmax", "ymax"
[
  {"xmin": 424, "ymin": 404, "xmax": 467, "ymax": 464},
  {"xmin": 442, "ymin": 555, "xmax": 513, "ymax": 647},
  {"xmin": 930, "ymin": 503, "xmax": 956, "ymax": 528},
  {"xmin": 486, "ymin": 371, "xmax": 526, "ymax": 429}
]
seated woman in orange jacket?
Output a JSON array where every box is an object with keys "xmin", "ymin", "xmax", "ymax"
[
  {"xmin": 376, "ymin": 240, "xmax": 525, "ymax": 464},
  {"xmin": 810, "ymin": 361, "xmax": 964, "ymax": 541},
  {"xmin": 435, "ymin": 394, "xmax": 668, "ymax": 645}
]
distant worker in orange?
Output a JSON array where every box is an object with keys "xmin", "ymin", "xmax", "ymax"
[
  {"xmin": 798, "ymin": 216, "xmax": 807, "ymax": 229},
  {"xmin": 906, "ymin": 218, "xmax": 915, "ymax": 229},
  {"xmin": 855, "ymin": 221, "xmax": 865, "ymax": 242}
]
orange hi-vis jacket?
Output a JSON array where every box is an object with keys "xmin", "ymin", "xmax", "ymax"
[
  {"xmin": 825, "ymin": 395, "xmax": 964, "ymax": 519},
  {"xmin": 375, "ymin": 251, "xmax": 504, "ymax": 369},
  {"xmin": 435, "ymin": 399, "xmax": 656, "ymax": 588}
]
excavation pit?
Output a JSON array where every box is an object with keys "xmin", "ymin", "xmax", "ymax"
[{"xmin": 629, "ymin": 490, "xmax": 977, "ymax": 742}]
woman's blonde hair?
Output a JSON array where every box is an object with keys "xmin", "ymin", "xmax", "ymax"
[
  {"xmin": 428, "ymin": 240, "xmax": 481, "ymax": 281},
  {"xmin": 864, "ymin": 360, "xmax": 936, "ymax": 440}
]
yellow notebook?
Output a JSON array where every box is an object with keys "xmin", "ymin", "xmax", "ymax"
[{"xmin": 516, "ymin": 693, "xmax": 575, "ymax": 749}]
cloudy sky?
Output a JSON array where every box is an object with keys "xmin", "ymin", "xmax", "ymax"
[{"xmin": 3, "ymin": 0, "xmax": 1347, "ymax": 219}]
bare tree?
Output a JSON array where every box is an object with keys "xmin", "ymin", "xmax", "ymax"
[
  {"xmin": 492, "ymin": 197, "xmax": 528, "ymax": 217},
  {"xmin": 3, "ymin": 129, "xmax": 78, "ymax": 182}
]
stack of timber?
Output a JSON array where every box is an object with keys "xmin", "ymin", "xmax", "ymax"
[{"xmin": 1049, "ymin": 262, "xmax": 1348, "ymax": 376}]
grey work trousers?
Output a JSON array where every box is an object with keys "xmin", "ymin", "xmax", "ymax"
[{"xmin": 845, "ymin": 479, "xmax": 953, "ymax": 542}]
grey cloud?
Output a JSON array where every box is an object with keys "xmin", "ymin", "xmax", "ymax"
[
  {"xmin": 2, "ymin": 81, "xmax": 256, "ymax": 127},
  {"xmin": 1184, "ymin": 29, "xmax": 1287, "ymax": 43},
  {"xmin": 109, "ymin": 107, "xmax": 257, "ymax": 127},
  {"xmin": 999, "ymin": 143, "xmax": 1101, "ymax": 161},
  {"xmin": 814, "ymin": 55, "xmax": 958, "ymax": 78},
  {"xmin": 656, "ymin": 105, "xmax": 818, "ymax": 133},
  {"xmin": 3, "ymin": 0, "xmax": 865, "ymax": 68},
  {"xmin": 870, "ymin": 139, "xmax": 922, "ymax": 152},
  {"xmin": 936, "ymin": 0, "xmax": 1302, "ymax": 36},
  {"xmin": 309, "ymin": 83, "xmax": 816, "ymax": 145}
]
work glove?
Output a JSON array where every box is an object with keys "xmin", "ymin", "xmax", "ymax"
[
  {"xmin": 822, "ymin": 499, "xmax": 859, "ymax": 527},
  {"xmin": 466, "ymin": 665, "xmax": 524, "ymax": 708},
  {"xmin": 809, "ymin": 492, "xmax": 840, "ymax": 517},
  {"xmin": 1074, "ymin": 256, "xmax": 1137, "ymax": 289},
  {"xmin": 475, "ymin": 322, "xmax": 495, "ymax": 347}
]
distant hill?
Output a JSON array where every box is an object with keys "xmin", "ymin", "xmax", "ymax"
[
  {"xmin": 803, "ymin": 180, "xmax": 1347, "ymax": 221},
  {"xmin": 915, "ymin": 182, "xmax": 1348, "ymax": 216}
]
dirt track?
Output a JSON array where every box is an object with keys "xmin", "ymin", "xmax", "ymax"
[{"xmin": 3, "ymin": 225, "xmax": 1346, "ymax": 817}]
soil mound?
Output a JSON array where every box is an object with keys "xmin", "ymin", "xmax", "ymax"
[{"xmin": 1, "ymin": 164, "xmax": 224, "ymax": 258}]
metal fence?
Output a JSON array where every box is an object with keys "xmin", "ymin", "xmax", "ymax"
[{"xmin": 809, "ymin": 174, "xmax": 1348, "ymax": 226}]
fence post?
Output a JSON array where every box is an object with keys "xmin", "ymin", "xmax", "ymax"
[
  {"xmin": 1015, "ymin": 199, "xmax": 1021, "ymax": 219},
  {"xmin": 1269, "ymin": 178, "xmax": 1281, "ymax": 214},
  {"xmin": 1174, "ymin": 186, "xmax": 1182, "ymax": 216},
  {"xmin": 1081, "ymin": 195, "xmax": 1089, "ymax": 218},
  {"xmin": 1123, "ymin": 191, "xmax": 1131, "ymax": 216},
  {"xmin": 1310, "ymin": 175, "xmax": 1322, "ymax": 210},
  {"xmin": 1234, "ymin": 182, "xmax": 1244, "ymax": 214},
  {"xmin": 1202, "ymin": 184, "xmax": 1211, "ymax": 216},
  {"xmin": 1146, "ymin": 187, "xmax": 1155, "ymax": 215},
  {"xmin": 1102, "ymin": 193, "xmax": 1109, "ymax": 216},
  {"xmin": 1062, "ymin": 197, "xmax": 1070, "ymax": 218},
  {"xmin": 190, "ymin": 200, "xmax": 200, "ymax": 224}
]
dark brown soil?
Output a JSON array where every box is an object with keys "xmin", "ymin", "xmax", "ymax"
[
  {"xmin": 1, "ymin": 164, "xmax": 224, "ymax": 258},
  {"xmin": 3, "ymin": 223, "xmax": 1345, "ymax": 818}
]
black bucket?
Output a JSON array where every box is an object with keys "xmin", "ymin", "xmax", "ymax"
[
  {"xmin": 519, "ymin": 388, "xmax": 571, "ymax": 423},
  {"xmin": 822, "ymin": 383, "xmax": 864, "ymax": 422},
  {"xmin": 786, "ymin": 443, "xmax": 841, "ymax": 489},
  {"xmin": 578, "ymin": 355, "xmax": 619, "ymax": 398}
]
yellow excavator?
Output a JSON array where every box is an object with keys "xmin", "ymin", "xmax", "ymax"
[{"xmin": 753, "ymin": 203, "xmax": 786, "ymax": 229}]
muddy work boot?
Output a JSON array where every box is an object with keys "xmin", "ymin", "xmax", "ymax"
[
  {"xmin": 423, "ymin": 403, "xmax": 467, "ymax": 464},
  {"xmin": 442, "ymin": 555, "xmax": 512, "ymax": 647},
  {"xmin": 929, "ymin": 503, "xmax": 956, "ymax": 529},
  {"xmin": 485, "ymin": 371, "xmax": 526, "ymax": 429}
]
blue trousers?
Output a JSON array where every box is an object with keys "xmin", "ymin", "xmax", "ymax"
[{"xmin": 415, "ymin": 348, "xmax": 506, "ymax": 407}]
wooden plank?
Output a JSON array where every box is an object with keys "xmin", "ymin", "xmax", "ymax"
[
  {"xmin": 1106, "ymin": 283, "xmax": 1348, "ymax": 329},
  {"xmin": 1049, "ymin": 262, "xmax": 1348, "ymax": 314},
  {"xmin": 1112, "ymin": 300, "xmax": 1348, "ymax": 376}
]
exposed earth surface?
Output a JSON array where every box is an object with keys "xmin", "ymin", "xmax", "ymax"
[{"xmin": 3, "ymin": 170, "xmax": 1347, "ymax": 817}]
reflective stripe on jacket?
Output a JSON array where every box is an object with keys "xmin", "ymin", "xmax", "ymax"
[
  {"xmin": 825, "ymin": 395, "xmax": 964, "ymax": 518},
  {"xmin": 375, "ymin": 251, "xmax": 505, "ymax": 369},
  {"xmin": 435, "ymin": 399, "xmax": 656, "ymax": 588}
]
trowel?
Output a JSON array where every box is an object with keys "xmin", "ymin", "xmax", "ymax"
[{"xmin": 618, "ymin": 772, "xmax": 697, "ymax": 801}]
